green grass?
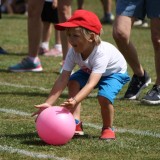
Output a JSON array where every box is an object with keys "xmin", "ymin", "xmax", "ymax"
[{"xmin": 0, "ymin": 1, "xmax": 160, "ymax": 160}]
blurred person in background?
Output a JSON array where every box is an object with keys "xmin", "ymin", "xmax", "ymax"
[
  {"xmin": 77, "ymin": 0, "xmax": 115, "ymax": 24},
  {"xmin": 113, "ymin": 0, "xmax": 160, "ymax": 105},
  {"xmin": 8, "ymin": 0, "xmax": 72, "ymax": 73},
  {"xmin": 39, "ymin": 0, "xmax": 62, "ymax": 57}
]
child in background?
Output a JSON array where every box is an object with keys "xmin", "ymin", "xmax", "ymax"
[
  {"xmin": 39, "ymin": 0, "xmax": 62, "ymax": 56},
  {"xmin": 32, "ymin": 10, "xmax": 130, "ymax": 140},
  {"xmin": 1, "ymin": 0, "xmax": 27, "ymax": 15}
]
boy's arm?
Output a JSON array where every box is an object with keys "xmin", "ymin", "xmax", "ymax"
[
  {"xmin": 32, "ymin": 70, "xmax": 71, "ymax": 116},
  {"xmin": 45, "ymin": 70, "xmax": 70, "ymax": 105}
]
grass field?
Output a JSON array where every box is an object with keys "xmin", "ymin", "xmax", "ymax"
[{"xmin": 0, "ymin": 1, "xmax": 160, "ymax": 160}]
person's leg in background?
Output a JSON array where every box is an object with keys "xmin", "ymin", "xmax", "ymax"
[
  {"xmin": 141, "ymin": 2, "xmax": 160, "ymax": 104},
  {"xmin": 77, "ymin": 0, "xmax": 84, "ymax": 9},
  {"xmin": 100, "ymin": 0, "xmax": 115, "ymax": 24},
  {"xmin": 8, "ymin": 0, "xmax": 44, "ymax": 72},
  {"xmin": 40, "ymin": 1, "xmax": 62, "ymax": 57},
  {"xmin": 112, "ymin": 0, "xmax": 151, "ymax": 100},
  {"xmin": 0, "ymin": 1, "xmax": 8, "ymax": 54},
  {"xmin": 57, "ymin": 0, "xmax": 72, "ymax": 73}
]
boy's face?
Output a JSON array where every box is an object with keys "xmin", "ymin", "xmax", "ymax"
[{"xmin": 66, "ymin": 27, "xmax": 93, "ymax": 54}]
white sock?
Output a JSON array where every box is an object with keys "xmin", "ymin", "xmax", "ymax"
[
  {"xmin": 40, "ymin": 42, "xmax": 49, "ymax": 50},
  {"xmin": 28, "ymin": 56, "xmax": 40, "ymax": 63},
  {"xmin": 54, "ymin": 44, "xmax": 62, "ymax": 52}
]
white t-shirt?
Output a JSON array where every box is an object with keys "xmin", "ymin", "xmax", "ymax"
[{"xmin": 63, "ymin": 41, "xmax": 127, "ymax": 76}]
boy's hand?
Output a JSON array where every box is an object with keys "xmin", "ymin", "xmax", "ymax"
[
  {"xmin": 60, "ymin": 97, "xmax": 77, "ymax": 110},
  {"xmin": 31, "ymin": 103, "xmax": 52, "ymax": 117}
]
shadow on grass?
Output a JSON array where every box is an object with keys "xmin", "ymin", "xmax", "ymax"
[
  {"xmin": 0, "ymin": 91, "xmax": 48, "ymax": 97},
  {"xmin": 6, "ymin": 52, "xmax": 28, "ymax": 56},
  {"xmin": 0, "ymin": 69, "xmax": 59, "ymax": 75},
  {"xmin": 0, "ymin": 68, "xmax": 60, "ymax": 75},
  {"xmin": 23, "ymin": 134, "xmax": 100, "ymax": 146},
  {"xmin": 0, "ymin": 52, "xmax": 28, "ymax": 56},
  {"xmin": 0, "ymin": 132, "xmax": 37, "ymax": 139},
  {"xmin": 0, "ymin": 90, "xmax": 72, "ymax": 99},
  {"xmin": 0, "ymin": 132, "xmax": 102, "ymax": 146},
  {"xmin": 23, "ymin": 139, "xmax": 48, "ymax": 146},
  {"xmin": 0, "ymin": 132, "xmax": 47, "ymax": 146},
  {"xmin": 0, "ymin": 69, "xmax": 10, "ymax": 73},
  {"xmin": 73, "ymin": 134, "xmax": 99, "ymax": 139}
]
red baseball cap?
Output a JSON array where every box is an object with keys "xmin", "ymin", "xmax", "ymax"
[{"xmin": 55, "ymin": 10, "xmax": 102, "ymax": 34}]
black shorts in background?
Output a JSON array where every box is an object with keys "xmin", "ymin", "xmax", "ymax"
[{"xmin": 41, "ymin": 2, "xmax": 59, "ymax": 24}]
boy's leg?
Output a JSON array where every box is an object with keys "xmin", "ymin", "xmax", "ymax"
[
  {"xmin": 97, "ymin": 73, "xmax": 129, "ymax": 140},
  {"xmin": 68, "ymin": 70, "xmax": 89, "ymax": 135},
  {"xmin": 98, "ymin": 96, "xmax": 114, "ymax": 129},
  {"xmin": 68, "ymin": 80, "xmax": 84, "ymax": 135},
  {"xmin": 98, "ymin": 96, "xmax": 115, "ymax": 140}
]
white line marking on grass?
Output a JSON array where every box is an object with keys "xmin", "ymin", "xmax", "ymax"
[
  {"xmin": 84, "ymin": 123, "xmax": 160, "ymax": 138},
  {"xmin": 0, "ymin": 145, "xmax": 69, "ymax": 160},
  {"xmin": 1, "ymin": 108, "xmax": 160, "ymax": 139},
  {"xmin": 116, "ymin": 128, "xmax": 160, "ymax": 138},
  {"xmin": 0, "ymin": 108, "xmax": 30, "ymax": 116},
  {"xmin": 0, "ymin": 82, "xmax": 50, "ymax": 92}
]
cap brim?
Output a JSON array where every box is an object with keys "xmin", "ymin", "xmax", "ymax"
[{"xmin": 55, "ymin": 22, "xmax": 79, "ymax": 30}]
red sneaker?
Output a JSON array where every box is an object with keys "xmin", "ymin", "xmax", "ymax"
[
  {"xmin": 100, "ymin": 128, "xmax": 115, "ymax": 140},
  {"xmin": 75, "ymin": 122, "xmax": 84, "ymax": 136}
]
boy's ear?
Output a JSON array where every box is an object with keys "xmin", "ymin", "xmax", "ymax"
[{"xmin": 88, "ymin": 33, "xmax": 96, "ymax": 42}]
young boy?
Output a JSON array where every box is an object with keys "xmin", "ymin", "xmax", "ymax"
[{"xmin": 32, "ymin": 10, "xmax": 130, "ymax": 140}]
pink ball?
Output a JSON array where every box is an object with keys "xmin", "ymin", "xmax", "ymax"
[{"xmin": 36, "ymin": 106, "xmax": 76, "ymax": 145}]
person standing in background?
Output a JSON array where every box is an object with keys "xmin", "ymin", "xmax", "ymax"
[
  {"xmin": 8, "ymin": 0, "xmax": 72, "ymax": 73},
  {"xmin": 77, "ymin": 0, "xmax": 84, "ymax": 9},
  {"xmin": 113, "ymin": 0, "xmax": 160, "ymax": 105},
  {"xmin": 0, "ymin": 0, "xmax": 8, "ymax": 54},
  {"xmin": 39, "ymin": 0, "xmax": 62, "ymax": 57},
  {"xmin": 100, "ymin": 0, "xmax": 115, "ymax": 24},
  {"xmin": 77, "ymin": 0, "xmax": 115, "ymax": 24}
]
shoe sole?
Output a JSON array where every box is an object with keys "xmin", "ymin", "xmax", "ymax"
[
  {"xmin": 125, "ymin": 78, "xmax": 151, "ymax": 100},
  {"xmin": 9, "ymin": 68, "xmax": 43, "ymax": 72},
  {"xmin": 74, "ymin": 131, "xmax": 84, "ymax": 136},
  {"xmin": 141, "ymin": 99, "xmax": 160, "ymax": 105}
]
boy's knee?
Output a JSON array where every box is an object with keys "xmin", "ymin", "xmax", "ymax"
[{"xmin": 98, "ymin": 96, "xmax": 111, "ymax": 105}]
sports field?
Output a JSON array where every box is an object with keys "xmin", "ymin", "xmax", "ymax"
[{"xmin": 0, "ymin": 1, "xmax": 160, "ymax": 160}]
